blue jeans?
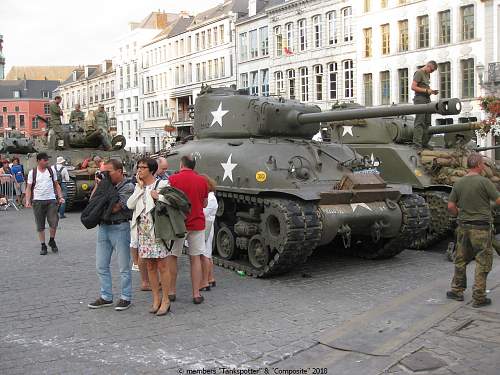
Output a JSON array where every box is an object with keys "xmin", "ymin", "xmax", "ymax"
[
  {"xmin": 96, "ymin": 222, "xmax": 132, "ymax": 301},
  {"xmin": 58, "ymin": 183, "xmax": 67, "ymax": 217}
]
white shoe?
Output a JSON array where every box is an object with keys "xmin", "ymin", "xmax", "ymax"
[{"xmin": 132, "ymin": 264, "xmax": 139, "ymax": 272}]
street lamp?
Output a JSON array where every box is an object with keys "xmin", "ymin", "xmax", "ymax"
[{"xmin": 476, "ymin": 63, "xmax": 485, "ymax": 85}]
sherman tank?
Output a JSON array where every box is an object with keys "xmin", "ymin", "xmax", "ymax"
[
  {"xmin": 15, "ymin": 115, "xmax": 133, "ymax": 210},
  {"xmin": 165, "ymin": 86, "xmax": 461, "ymax": 277},
  {"xmin": 327, "ymin": 102, "xmax": 499, "ymax": 249}
]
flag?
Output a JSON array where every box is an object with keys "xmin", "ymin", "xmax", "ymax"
[{"xmin": 284, "ymin": 47, "xmax": 293, "ymax": 56}]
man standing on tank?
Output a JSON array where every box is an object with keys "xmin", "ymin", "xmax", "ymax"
[
  {"xmin": 48, "ymin": 96, "xmax": 64, "ymax": 149},
  {"xmin": 447, "ymin": 153, "xmax": 500, "ymax": 308},
  {"xmin": 69, "ymin": 103, "xmax": 85, "ymax": 124},
  {"xmin": 411, "ymin": 61, "xmax": 439, "ymax": 150},
  {"xmin": 95, "ymin": 105, "xmax": 112, "ymax": 150}
]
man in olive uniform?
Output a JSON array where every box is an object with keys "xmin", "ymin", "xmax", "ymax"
[
  {"xmin": 411, "ymin": 61, "xmax": 439, "ymax": 150},
  {"xmin": 48, "ymin": 96, "xmax": 64, "ymax": 149},
  {"xmin": 447, "ymin": 153, "xmax": 500, "ymax": 308},
  {"xmin": 95, "ymin": 105, "xmax": 111, "ymax": 150},
  {"xmin": 69, "ymin": 103, "xmax": 85, "ymax": 124}
]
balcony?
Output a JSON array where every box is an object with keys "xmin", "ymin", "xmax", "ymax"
[{"xmin": 174, "ymin": 111, "xmax": 191, "ymax": 124}]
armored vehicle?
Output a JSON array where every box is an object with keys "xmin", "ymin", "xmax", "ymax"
[
  {"xmin": 13, "ymin": 115, "xmax": 133, "ymax": 210},
  {"xmin": 165, "ymin": 86, "xmax": 461, "ymax": 277},
  {"xmin": 327, "ymin": 103, "xmax": 498, "ymax": 248}
]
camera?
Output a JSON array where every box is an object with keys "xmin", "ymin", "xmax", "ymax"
[{"xmin": 95, "ymin": 171, "xmax": 109, "ymax": 180}]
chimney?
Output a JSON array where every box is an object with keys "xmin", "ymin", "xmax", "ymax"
[{"xmin": 248, "ymin": 0, "xmax": 257, "ymax": 17}]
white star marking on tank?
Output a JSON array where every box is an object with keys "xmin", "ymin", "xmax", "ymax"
[
  {"xmin": 342, "ymin": 126, "xmax": 354, "ymax": 137},
  {"xmin": 221, "ymin": 154, "xmax": 237, "ymax": 182},
  {"xmin": 210, "ymin": 102, "xmax": 229, "ymax": 127},
  {"xmin": 350, "ymin": 203, "xmax": 372, "ymax": 212}
]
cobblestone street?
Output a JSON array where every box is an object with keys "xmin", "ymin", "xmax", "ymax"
[{"xmin": 0, "ymin": 209, "xmax": 462, "ymax": 374}]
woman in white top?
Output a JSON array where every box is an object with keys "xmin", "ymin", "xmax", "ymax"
[
  {"xmin": 200, "ymin": 175, "xmax": 218, "ymax": 291},
  {"xmin": 127, "ymin": 158, "xmax": 170, "ymax": 316}
]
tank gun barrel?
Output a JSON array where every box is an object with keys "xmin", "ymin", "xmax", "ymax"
[
  {"xmin": 475, "ymin": 144, "xmax": 500, "ymax": 152},
  {"xmin": 427, "ymin": 122, "xmax": 483, "ymax": 135},
  {"xmin": 296, "ymin": 98, "xmax": 461, "ymax": 124}
]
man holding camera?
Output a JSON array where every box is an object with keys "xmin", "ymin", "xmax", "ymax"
[{"xmin": 88, "ymin": 159, "xmax": 135, "ymax": 311}]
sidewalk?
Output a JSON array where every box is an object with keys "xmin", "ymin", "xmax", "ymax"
[{"xmin": 278, "ymin": 261, "xmax": 500, "ymax": 374}]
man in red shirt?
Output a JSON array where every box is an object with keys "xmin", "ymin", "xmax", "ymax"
[{"xmin": 168, "ymin": 155, "xmax": 208, "ymax": 304}]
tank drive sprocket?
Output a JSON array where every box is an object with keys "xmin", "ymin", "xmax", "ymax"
[
  {"xmin": 213, "ymin": 193, "xmax": 322, "ymax": 277},
  {"xmin": 410, "ymin": 191, "xmax": 452, "ymax": 249},
  {"xmin": 353, "ymin": 194, "xmax": 430, "ymax": 259}
]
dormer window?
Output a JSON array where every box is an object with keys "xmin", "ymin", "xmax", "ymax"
[
  {"xmin": 41, "ymin": 90, "xmax": 50, "ymax": 98},
  {"xmin": 13, "ymin": 90, "xmax": 20, "ymax": 98}
]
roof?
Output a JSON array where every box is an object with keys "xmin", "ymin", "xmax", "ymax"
[
  {"xmin": 236, "ymin": 0, "xmax": 286, "ymax": 24},
  {"xmin": 0, "ymin": 80, "xmax": 60, "ymax": 100},
  {"xmin": 188, "ymin": 0, "xmax": 248, "ymax": 30},
  {"xmin": 133, "ymin": 11, "xmax": 180, "ymax": 30},
  {"xmin": 145, "ymin": 14, "xmax": 193, "ymax": 46},
  {"xmin": 5, "ymin": 66, "xmax": 78, "ymax": 82}
]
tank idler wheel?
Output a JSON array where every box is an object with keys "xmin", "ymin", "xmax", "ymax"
[
  {"xmin": 216, "ymin": 226, "xmax": 237, "ymax": 260},
  {"xmin": 248, "ymin": 235, "xmax": 271, "ymax": 270}
]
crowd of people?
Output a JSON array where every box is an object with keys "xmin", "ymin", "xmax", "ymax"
[{"xmin": 21, "ymin": 151, "xmax": 217, "ymax": 315}]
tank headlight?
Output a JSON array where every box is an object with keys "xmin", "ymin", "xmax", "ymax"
[
  {"xmin": 82, "ymin": 183, "xmax": 89, "ymax": 191},
  {"xmin": 373, "ymin": 158, "xmax": 381, "ymax": 167}
]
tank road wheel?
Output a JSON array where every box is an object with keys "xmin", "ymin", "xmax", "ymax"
[
  {"xmin": 355, "ymin": 194, "xmax": 430, "ymax": 260},
  {"xmin": 248, "ymin": 235, "xmax": 271, "ymax": 270},
  {"xmin": 216, "ymin": 226, "xmax": 237, "ymax": 260},
  {"xmin": 410, "ymin": 191, "xmax": 452, "ymax": 250}
]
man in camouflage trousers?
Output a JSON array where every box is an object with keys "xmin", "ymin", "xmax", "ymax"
[
  {"xmin": 95, "ymin": 104, "xmax": 112, "ymax": 150},
  {"xmin": 48, "ymin": 96, "xmax": 64, "ymax": 149},
  {"xmin": 447, "ymin": 153, "xmax": 500, "ymax": 307}
]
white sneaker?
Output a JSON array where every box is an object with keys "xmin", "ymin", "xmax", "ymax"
[{"xmin": 132, "ymin": 264, "xmax": 139, "ymax": 272}]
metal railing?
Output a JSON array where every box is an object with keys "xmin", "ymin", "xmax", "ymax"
[
  {"xmin": 488, "ymin": 62, "xmax": 500, "ymax": 83},
  {"xmin": 0, "ymin": 174, "xmax": 19, "ymax": 211}
]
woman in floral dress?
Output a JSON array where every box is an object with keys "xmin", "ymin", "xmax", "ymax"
[{"xmin": 127, "ymin": 158, "xmax": 170, "ymax": 316}]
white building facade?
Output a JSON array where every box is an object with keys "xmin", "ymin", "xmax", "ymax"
[
  {"xmin": 114, "ymin": 13, "xmax": 173, "ymax": 152},
  {"xmin": 267, "ymin": 0, "xmax": 356, "ymax": 109}
]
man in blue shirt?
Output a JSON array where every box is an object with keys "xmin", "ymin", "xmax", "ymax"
[{"xmin": 10, "ymin": 157, "xmax": 25, "ymax": 207}]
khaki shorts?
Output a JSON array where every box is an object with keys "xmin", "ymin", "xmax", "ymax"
[
  {"xmin": 33, "ymin": 200, "xmax": 59, "ymax": 231},
  {"xmin": 170, "ymin": 230, "xmax": 205, "ymax": 257},
  {"xmin": 14, "ymin": 182, "xmax": 26, "ymax": 195}
]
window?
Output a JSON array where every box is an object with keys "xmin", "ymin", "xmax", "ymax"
[
  {"xmin": 312, "ymin": 15, "xmax": 322, "ymax": 48},
  {"xmin": 7, "ymin": 115, "xmax": 15, "ymax": 127},
  {"xmin": 298, "ymin": 19, "xmax": 307, "ymax": 51},
  {"xmin": 250, "ymin": 71, "xmax": 259, "ymax": 95},
  {"xmin": 287, "ymin": 69, "xmax": 296, "ymax": 100},
  {"xmin": 44, "ymin": 103, "xmax": 50, "ymax": 115},
  {"xmin": 461, "ymin": 5, "xmax": 474, "ymax": 40},
  {"xmin": 364, "ymin": 0, "xmax": 371, "ymax": 12},
  {"xmin": 2, "ymin": 107, "xmax": 6, "ymax": 112},
  {"xmin": 195, "ymin": 33, "xmax": 200, "ymax": 51},
  {"xmin": 438, "ymin": 62, "xmax": 451, "ymax": 99},
  {"xmin": 343, "ymin": 60, "xmax": 354, "ymax": 98},
  {"xmin": 214, "ymin": 59, "xmax": 219, "ymax": 79},
  {"xmin": 240, "ymin": 73, "xmax": 249, "ymax": 90},
  {"xmin": 89, "ymin": 87, "xmax": 93, "ymax": 104},
  {"xmin": 381, "ymin": 0, "xmax": 387, "ymax": 8},
  {"xmin": 201, "ymin": 31, "xmax": 206, "ymax": 49},
  {"xmin": 461, "ymin": 58, "xmax": 474, "ymax": 98},
  {"xmin": 31, "ymin": 117, "xmax": 38, "ymax": 129},
  {"xmin": 363, "ymin": 28, "xmax": 372, "ymax": 57},
  {"xmin": 196, "ymin": 63, "xmax": 201, "ymax": 82},
  {"xmin": 187, "ymin": 36, "xmax": 192, "ymax": 53},
  {"xmin": 19, "ymin": 115, "xmax": 25, "ymax": 128},
  {"xmin": 207, "ymin": 30, "xmax": 212, "ymax": 48},
  {"xmin": 249, "ymin": 30, "xmax": 258, "ymax": 58},
  {"xmin": 261, "ymin": 69, "xmax": 269, "ymax": 96},
  {"xmin": 438, "ymin": 10, "xmax": 451, "ymax": 45},
  {"xmin": 275, "ymin": 71, "xmax": 284, "ymax": 95},
  {"xmin": 342, "ymin": 7, "xmax": 352, "ymax": 42},
  {"xmin": 398, "ymin": 68, "xmax": 408, "ymax": 103},
  {"xmin": 417, "ymin": 15, "xmax": 429, "ymax": 48},
  {"xmin": 220, "ymin": 25, "xmax": 224, "ymax": 43},
  {"xmin": 274, "ymin": 26, "xmax": 283, "ymax": 56},
  {"xmin": 380, "ymin": 70, "xmax": 390, "ymax": 105},
  {"xmin": 14, "ymin": 106, "xmax": 19, "ymax": 112},
  {"xmin": 327, "ymin": 11, "xmax": 337, "ymax": 45},
  {"xmin": 120, "ymin": 99, "xmax": 124, "ymax": 114},
  {"xmin": 285, "ymin": 23, "xmax": 294, "ymax": 54},
  {"xmin": 300, "ymin": 67, "xmax": 309, "ymax": 102},
  {"xmin": 207, "ymin": 61, "xmax": 212, "ymax": 80},
  {"xmin": 314, "ymin": 65, "xmax": 323, "ymax": 101},
  {"xmin": 134, "ymin": 96, "xmax": 139, "ymax": 112},
  {"xmin": 381, "ymin": 24, "xmax": 390, "ymax": 55},
  {"xmin": 13, "ymin": 91, "xmax": 20, "ymax": 98},
  {"xmin": 213, "ymin": 27, "xmax": 218, "ymax": 46},
  {"xmin": 328, "ymin": 62, "xmax": 338, "ymax": 100},
  {"xmin": 202, "ymin": 62, "xmax": 207, "ymax": 81},
  {"xmin": 41, "ymin": 90, "xmax": 50, "ymax": 98},
  {"xmin": 111, "ymin": 80, "xmax": 114, "ymax": 97},
  {"xmin": 239, "ymin": 32, "xmax": 248, "ymax": 60},
  {"xmin": 220, "ymin": 57, "xmax": 225, "ymax": 77},
  {"xmin": 126, "ymin": 98, "xmax": 131, "ymax": 113},
  {"xmin": 363, "ymin": 74, "xmax": 373, "ymax": 106},
  {"xmin": 398, "ymin": 20, "xmax": 408, "ymax": 52},
  {"xmin": 259, "ymin": 27, "xmax": 269, "ymax": 56}
]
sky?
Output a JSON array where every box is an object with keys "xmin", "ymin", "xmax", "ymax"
[{"xmin": 1, "ymin": 0, "xmax": 224, "ymax": 73}]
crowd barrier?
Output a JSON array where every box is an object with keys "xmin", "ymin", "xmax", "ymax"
[{"xmin": 0, "ymin": 174, "xmax": 19, "ymax": 211}]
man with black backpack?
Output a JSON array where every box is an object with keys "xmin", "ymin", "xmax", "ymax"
[
  {"xmin": 25, "ymin": 152, "xmax": 65, "ymax": 255},
  {"xmin": 54, "ymin": 156, "xmax": 70, "ymax": 218}
]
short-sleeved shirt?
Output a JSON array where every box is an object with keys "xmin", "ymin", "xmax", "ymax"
[
  {"xmin": 413, "ymin": 69, "xmax": 430, "ymax": 98},
  {"xmin": 53, "ymin": 164, "xmax": 70, "ymax": 183},
  {"xmin": 449, "ymin": 174, "xmax": 500, "ymax": 223},
  {"xmin": 169, "ymin": 168, "xmax": 208, "ymax": 231},
  {"xmin": 10, "ymin": 164, "xmax": 25, "ymax": 183},
  {"xmin": 27, "ymin": 167, "xmax": 57, "ymax": 201}
]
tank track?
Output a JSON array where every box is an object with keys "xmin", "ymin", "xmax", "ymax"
[
  {"xmin": 354, "ymin": 194, "xmax": 430, "ymax": 259},
  {"xmin": 64, "ymin": 179, "xmax": 77, "ymax": 211},
  {"xmin": 410, "ymin": 191, "xmax": 452, "ymax": 250},
  {"xmin": 213, "ymin": 193, "xmax": 322, "ymax": 277}
]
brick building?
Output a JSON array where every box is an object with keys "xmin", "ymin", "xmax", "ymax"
[{"xmin": 0, "ymin": 79, "xmax": 59, "ymax": 138}]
